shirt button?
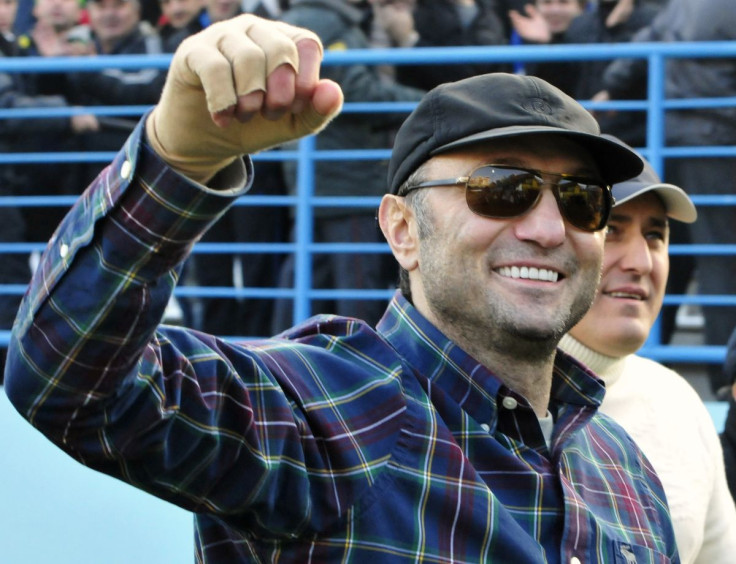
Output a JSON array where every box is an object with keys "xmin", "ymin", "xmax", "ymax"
[
  {"xmin": 502, "ymin": 396, "xmax": 518, "ymax": 410},
  {"xmin": 120, "ymin": 160, "xmax": 132, "ymax": 180},
  {"xmin": 480, "ymin": 423, "xmax": 490, "ymax": 432},
  {"xmin": 59, "ymin": 243, "xmax": 69, "ymax": 258},
  {"xmin": 570, "ymin": 557, "xmax": 581, "ymax": 564}
]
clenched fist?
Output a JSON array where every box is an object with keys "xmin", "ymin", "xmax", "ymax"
[{"xmin": 146, "ymin": 14, "xmax": 344, "ymax": 184}]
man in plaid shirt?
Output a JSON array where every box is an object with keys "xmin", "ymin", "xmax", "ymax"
[{"xmin": 5, "ymin": 14, "xmax": 679, "ymax": 564}]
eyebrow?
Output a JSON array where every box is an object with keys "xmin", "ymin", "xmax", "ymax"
[
  {"xmin": 609, "ymin": 213, "xmax": 669, "ymax": 229},
  {"xmin": 650, "ymin": 216, "xmax": 669, "ymax": 229}
]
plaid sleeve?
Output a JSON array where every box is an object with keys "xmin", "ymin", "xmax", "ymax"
[{"xmin": 3, "ymin": 116, "xmax": 250, "ymax": 476}]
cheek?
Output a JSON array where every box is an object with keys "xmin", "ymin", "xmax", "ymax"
[
  {"xmin": 650, "ymin": 256, "xmax": 669, "ymax": 299},
  {"xmin": 576, "ymin": 231, "xmax": 606, "ymax": 269},
  {"xmin": 599, "ymin": 249, "xmax": 618, "ymax": 278}
]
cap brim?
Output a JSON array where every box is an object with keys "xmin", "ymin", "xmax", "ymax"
[
  {"xmin": 613, "ymin": 182, "xmax": 697, "ymax": 223},
  {"xmin": 431, "ymin": 125, "xmax": 644, "ymax": 186}
]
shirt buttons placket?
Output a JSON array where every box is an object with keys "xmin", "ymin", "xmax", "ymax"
[
  {"xmin": 120, "ymin": 160, "xmax": 132, "ymax": 180},
  {"xmin": 570, "ymin": 556, "xmax": 582, "ymax": 564},
  {"xmin": 501, "ymin": 396, "xmax": 518, "ymax": 410}
]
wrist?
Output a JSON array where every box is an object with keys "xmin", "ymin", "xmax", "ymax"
[{"xmin": 145, "ymin": 110, "xmax": 233, "ymax": 185}]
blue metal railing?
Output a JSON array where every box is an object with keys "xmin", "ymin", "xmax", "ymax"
[{"xmin": 1, "ymin": 42, "xmax": 735, "ymax": 365}]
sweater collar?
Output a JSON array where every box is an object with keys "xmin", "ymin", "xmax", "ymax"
[{"xmin": 558, "ymin": 334, "xmax": 627, "ymax": 387}]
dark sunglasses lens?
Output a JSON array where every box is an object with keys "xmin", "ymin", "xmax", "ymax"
[
  {"xmin": 465, "ymin": 167, "xmax": 542, "ymax": 218},
  {"xmin": 556, "ymin": 181, "xmax": 609, "ymax": 231},
  {"xmin": 465, "ymin": 166, "xmax": 609, "ymax": 232}
]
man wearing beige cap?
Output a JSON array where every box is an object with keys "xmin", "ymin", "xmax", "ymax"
[
  {"xmin": 5, "ymin": 14, "xmax": 679, "ymax": 563},
  {"xmin": 559, "ymin": 146, "xmax": 736, "ymax": 563}
]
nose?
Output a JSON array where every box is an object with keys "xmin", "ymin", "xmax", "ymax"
[
  {"xmin": 619, "ymin": 233, "xmax": 653, "ymax": 274},
  {"xmin": 512, "ymin": 188, "xmax": 566, "ymax": 248}
]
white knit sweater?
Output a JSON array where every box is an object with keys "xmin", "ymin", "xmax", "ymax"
[{"xmin": 559, "ymin": 335, "xmax": 736, "ymax": 564}]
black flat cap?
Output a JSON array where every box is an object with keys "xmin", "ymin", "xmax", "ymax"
[{"xmin": 388, "ymin": 73, "xmax": 644, "ymax": 194}]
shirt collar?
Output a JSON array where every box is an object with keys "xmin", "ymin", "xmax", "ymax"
[{"xmin": 377, "ymin": 292, "xmax": 605, "ymax": 421}]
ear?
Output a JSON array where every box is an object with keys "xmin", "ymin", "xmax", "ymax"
[{"xmin": 378, "ymin": 194, "xmax": 419, "ymax": 273}]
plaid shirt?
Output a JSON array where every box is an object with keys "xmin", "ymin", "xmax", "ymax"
[{"xmin": 5, "ymin": 121, "xmax": 678, "ymax": 564}]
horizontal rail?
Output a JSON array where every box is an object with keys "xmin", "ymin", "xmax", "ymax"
[{"xmin": 1, "ymin": 41, "xmax": 736, "ymax": 74}]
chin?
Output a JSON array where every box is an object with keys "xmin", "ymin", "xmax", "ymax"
[
  {"xmin": 604, "ymin": 331, "xmax": 648, "ymax": 357},
  {"xmin": 511, "ymin": 322, "xmax": 565, "ymax": 348}
]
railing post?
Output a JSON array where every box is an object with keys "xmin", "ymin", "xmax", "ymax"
[
  {"xmin": 293, "ymin": 135, "xmax": 316, "ymax": 325},
  {"xmin": 645, "ymin": 51, "xmax": 666, "ymax": 347},
  {"xmin": 645, "ymin": 51, "xmax": 666, "ymax": 176}
]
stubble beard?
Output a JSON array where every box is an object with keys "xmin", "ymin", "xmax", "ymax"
[{"xmin": 419, "ymin": 243, "xmax": 602, "ymax": 365}]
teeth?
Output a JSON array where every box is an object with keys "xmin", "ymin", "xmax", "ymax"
[
  {"xmin": 608, "ymin": 292, "xmax": 643, "ymax": 300},
  {"xmin": 497, "ymin": 266, "xmax": 559, "ymax": 283}
]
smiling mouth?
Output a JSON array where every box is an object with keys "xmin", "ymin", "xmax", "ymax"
[
  {"xmin": 605, "ymin": 291, "xmax": 645, "ymax": 300},
  {"xmin": 495, "ymin": 266, "xmax": 560, "ymax": 283}
]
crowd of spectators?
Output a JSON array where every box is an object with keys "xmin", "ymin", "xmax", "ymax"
[{"xmin": 1, "ymin": 0, "xmax": 735, "ymax": 406}]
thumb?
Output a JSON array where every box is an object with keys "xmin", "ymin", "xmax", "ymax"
[{"xmin": 309, "ymin": 79, "xmax": 344, "ymax": 121}]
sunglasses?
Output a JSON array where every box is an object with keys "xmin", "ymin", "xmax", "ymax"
[{"xmin": 401, "ymin": 164, "xmax": 613, "ymax": 232}]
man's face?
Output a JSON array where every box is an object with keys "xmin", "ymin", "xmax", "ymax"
[
  {"xmin": 160, "ymin": 0, "xmax": 203, "ymax": 29},
  {"xmin": 206, "ymin": 0, "xmax": 239, "ymax": 22},
  {"xmin": 0, "ymin": 0, "xmax": 18, "ymax": 35},
  {"xmin": 88, "ymin": 0, "xmax": 140, "ymax": 47},
  {"xmin": 569, "ymin": 193, "xmax": 669, "ymax": 357},
  {"xmin": 33, "ymin": 0, "xmax": 81, "ymax": 33},
  {"xmin": 399, "ymin": 135, "xmax": 606, "ymax": 358},
  {"xmin": 535, "ymin": 0, "xmax": 583, "ymax": 34}
]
